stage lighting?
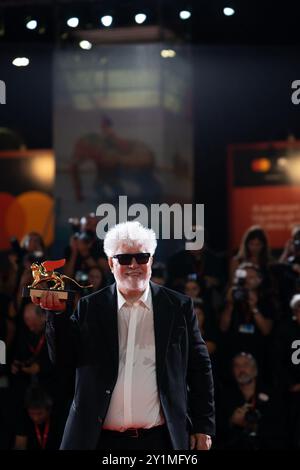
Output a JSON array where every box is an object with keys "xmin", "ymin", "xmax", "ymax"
[
  {"xmin": 179, "ymin": 10, "xmax": 191, "ymax": 20},
  {"xmin": 160, "ymin": 49, "xmax": 176, "ymax": 58},
  {"xmin": 67, "ymin": 17, "xmax": 79, "ymax": 28},
  {"xmin": 12, "ymin": 57, "xmax": 30, "ymax": 67},
  {"xmin": 223, "ymin": 7, "xmax": 235, "ymax": 16},
  {"xmin": 79, "ymin": 40, "xmax": 92, "ymax": 50},
  {"xmin": 26, "ymin": 19, "xmax": 37, "ymax": 30},
  {"xmin": 135, "ymin": 13, "xmax": 147, "ymax": 24},
  {"xmin": 101, "ymin": 15, "xmax": 113, "ymax": 27}
]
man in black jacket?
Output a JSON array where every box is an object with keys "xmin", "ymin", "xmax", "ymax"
[{"xmin": 32, "ymin": 221, "xmax": 215, "ymax": 450}]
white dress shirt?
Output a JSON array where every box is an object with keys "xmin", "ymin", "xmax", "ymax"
[{"xmin": 103, "ymin": 284, "xmax": 165, "ymax": 431}]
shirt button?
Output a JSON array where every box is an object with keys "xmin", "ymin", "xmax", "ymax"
[{"xmin": 105, "ymin": 390, "xmax": 111, "ymax": 395}]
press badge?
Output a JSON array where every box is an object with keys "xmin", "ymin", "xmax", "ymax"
[{"xmin": 239, "ymin": 323, "xmax": 255, "ymax": 334}]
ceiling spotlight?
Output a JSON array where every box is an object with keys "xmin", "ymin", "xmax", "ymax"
[
  {"xmin": 179, "ymin": 10, "xmax": 191, "ymax": 20},
  {"xmin": 223, "ymin": 7, "xmax": 235, "ymax": 16},
  {"xmin": 67, "ymin": 17, "xmax": 79, "ymax": 28},
  {"xmin": 135, "ymin": 13, "xmax": 147, "ymax": 24},
  {"xmin": 26, "ymin": 19, "xmax": 37, "ymax": 30},
  {"xmin": 79, "ymin": 40, "xmax": 92, "ymax": 50},
  {"xmin": 12, "ymin": 57, "xmax": 30, "ymax": 67},
  {"xmin": 160, "ymin": 49, "xmax": 176, "ymax": 58},
  {"xmin": 101, "ymin": 15, "xmax": 113, "ymax": 27}
]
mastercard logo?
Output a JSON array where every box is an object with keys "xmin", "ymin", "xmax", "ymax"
[
  {"xmin": 0, "ymin": 191, "xmax": 54, "ymax": 250},
  {"xmin": 251, "ymin": 158, "xmax": 271, "ymax": 173}
]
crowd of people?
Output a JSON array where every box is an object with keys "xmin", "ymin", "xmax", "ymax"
[{"xmin": 0, "ymin": 218, "xmax": 300, "ymax": 450}]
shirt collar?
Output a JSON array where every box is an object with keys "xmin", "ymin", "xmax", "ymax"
[{"xmin": 117, "ymin": 283, "xmax": 151, "ymax": 311}]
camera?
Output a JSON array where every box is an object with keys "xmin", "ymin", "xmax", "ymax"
[
  {"xmin": 75, "ymin": 270, "xmax": 89, "ymax": 285},
  {"xmin": 24, "ymin": 251, "xmax": 44, "ymax": 265},
  {"xmin": 187, "ymin": 273, "xmax": 198, "ymax": 281},
  {"xmin": 232, "ymin": 269, "xmax": 249, "ymax": 304},
  {"xmin": 68, "ymin": 217, "xmax": 81, "ymax": 234},
  {"xmin": 293, "ymin": 238, "xmax": 300, "ymax": 254},
  {"xmin": 245, "ymin": 407, "xmax": 261, "ymax": 427},
  {"xmin": 10, "ymin": 236, "xmax": 25, "ymax": 262}
]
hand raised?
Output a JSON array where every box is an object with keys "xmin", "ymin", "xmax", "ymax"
[{"xmin": 31, "ymin": 291, "xmax": 67, "ymax": 312}]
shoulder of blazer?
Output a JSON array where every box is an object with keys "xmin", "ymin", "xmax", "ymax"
[
  {"xmin": 150, "ymin": 281, "xmax": 191, "ymax": 307},
  {"xmin": 79, "ymin": 283, "xmax": 116, "ymax": 306}
]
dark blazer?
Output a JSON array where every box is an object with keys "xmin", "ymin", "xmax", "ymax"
[{"xmin": 45, "ymin": 281, "xmax": 215, "ymax": 450}]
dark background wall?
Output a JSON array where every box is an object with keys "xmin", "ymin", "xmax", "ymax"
[
  {"xmin": 1, "ymin": 43, "xmax": 300, "ymax": 253},
  {"xmin": 0, "ymin": 44, "xmax": 52, "ymax": 148},
  {"xmin": 194, "ymin": 46, "xmax": 300, "ymax": 252}
]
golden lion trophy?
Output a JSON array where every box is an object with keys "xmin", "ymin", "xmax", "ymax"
[{"xmin": 22, "ymin": 258, "xmax": 92, "ymax": 301}]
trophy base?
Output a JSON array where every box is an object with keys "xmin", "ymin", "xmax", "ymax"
[{"xmin": 22, "ymin": 286, "xmax": 76, "ymax": 302}]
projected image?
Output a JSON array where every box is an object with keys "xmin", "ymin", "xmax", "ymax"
[{"xmin": 54, "ymin": 43, "xmax": 193, "ymax": 245}]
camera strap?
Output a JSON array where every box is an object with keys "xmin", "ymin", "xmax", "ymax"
[
  {"xmin": 34, "ymin": 419, "xmax": 50, "ymax": 449},
  {"xmin": 28, "ymin": 335, "xmax": 46, "ymax": 358}
]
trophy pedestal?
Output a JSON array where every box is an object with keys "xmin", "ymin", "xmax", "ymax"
[{"xmin": 22, "ymin": 286, "xmax": 76, "ymax": 302}]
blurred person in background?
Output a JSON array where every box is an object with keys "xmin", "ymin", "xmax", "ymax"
[
  {"xmin": 20, "ymin": 232, "xmax": 45, "ymax": 257},
  {"xmin": 167, "ymin": 227, "xmax": 225, "ymax": 313},
  {"xmin": 217, "ymin": 352, "xmax": 286, "ymax": 449},
  {"xmin": 273, "ymin": 293, "xmax": 300, "ymax": 448},
  {"xmin": 2, "ymin": 232, "xmax": 46, "ymax": 310},
  {"xmin": 193, "ymin": 298, "xmax": 217, "ymax": 358},
  {"xmin": 65, "ymin": 213, "xmax": 109, "ymax": 280},
  {"xmin": 219, "ymin": 263, "xmax": 276, "ymax": 380},
  {"xmin": 150, "ymin": 262, "xmax": 166, "ymax": 286},
  {"xmin": 14, "ymin": 385, "xmax": 60, "ymax": 450},
  {"xmin": 11, "ymin": 303, "xmax": 53, "ymax": 399},
  {"xmin": 229, "ymin": 226, "xmax": 273, "ymax": 285},
  {"xmin": 271, "ymin": 225, "xmax": 300, "ymax": 319}
]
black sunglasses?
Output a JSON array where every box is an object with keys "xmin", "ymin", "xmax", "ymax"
[{"xmin": 112, "ymin": 253, "xmax": 151, "ymax": 265}]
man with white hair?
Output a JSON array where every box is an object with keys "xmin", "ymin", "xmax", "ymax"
[{"xmin": 31, "ymin": 221, "xmax": 215, "ymax": 450}]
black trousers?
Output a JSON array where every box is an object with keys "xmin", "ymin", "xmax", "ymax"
[{"xmin": 97, "ymin": 425, "xmax": 173, "ymax": 451}]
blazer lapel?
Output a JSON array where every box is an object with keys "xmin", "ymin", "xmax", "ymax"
[
  {"xmin": 150, "ymin": 281, "xmax": 176, "ymax": 385},
  {"xmin": 96, "ymin": 283, "xmax": 119, "ymax": 371}
]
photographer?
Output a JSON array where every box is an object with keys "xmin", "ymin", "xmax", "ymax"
[
  {"xmin": 150, "ymin": 262, "xmax": 166, "ymax": 286},
  {"xmin": 75, "ymin": 266, "xmax": 106, "ymax": 300},
  {"xmin": 272, "ymin": 226, "xmax": 300, "ymax": 318},
  {"xmin": 166, "ymin": 227, "xmax": 225, "ymax": 309},
  {"xmin": 15, "ymin": 252, "xmax": 45, "ymax": 310},
  {"xmin": 217, "ymin": 352, "xmax": 286, "ymax": 449},
  {"xmin": 184, "ymin": 275, "xmax": 218, "ymax": 357},
  {"xmin": 273, "ymin": 294, "xmax": 300, "ymax": 448},
  {"xmin": 14, "ymin": 385, "xmax": 60, "ymax": 450},
  {"xmin": 11, "ymin": 303, "xmax": 53, "ymax": 395},
  {"xmin": 219, "ymin": 263, "xmax": 274, "ymax": 376},
  {"xmin": 229, "ymin": 226, "xmax": 273, "ymax": 285},
  {"xmin": 193, "ymin": 298, "xmax": 217, "ymax": 357},
  {"xmin": 64, "ymin": 214, "xmax": 109, "ymax": 280},
  {"xmin": 2, "ymin": 233, "xmax": 45, "ymax": 303}
]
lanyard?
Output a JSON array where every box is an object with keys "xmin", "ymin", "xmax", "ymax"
[
  {"xmin": 34, "ymin": 420, "xmax": 49, "ymax": 449},
  {"xmin": 29, "ymin": 335, "xmax": 45, "ymax": 356}
]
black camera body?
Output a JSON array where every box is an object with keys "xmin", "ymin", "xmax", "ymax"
[
  {"xmin": 293, "ymin": 238, "xmax": 300, "ymax": 255},
  {"xmin": 10, "ymin": 237, "xmax": 26, "ymax": 263},
  {"xmin": 74, "ymin": 270, "xmax": 89, "ymax": 285},
  {"xmin": 286, "ymin": 254, "xmax": 300, "ymax": 292},
  {"xmin": 232, "ymin": 268, "xmax": 249, "ymax": 305},
  {"xmin": 232, "ymin": 286, "xmax": 249, "ymax": 303},
  {"xmin": 245, "ymin": 407, "xmax": 261, "ymax": 427}
]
